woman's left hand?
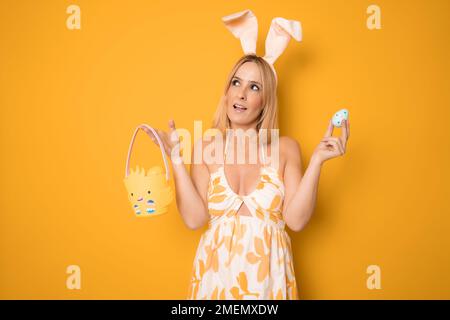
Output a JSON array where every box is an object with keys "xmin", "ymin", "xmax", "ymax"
[{"xmin": 311, "ymin": 118, "xmax": 350, "ymax": 165}]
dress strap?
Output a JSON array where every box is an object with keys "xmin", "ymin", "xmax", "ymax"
[
  {"xmin": 223, "ymin": 130, "xmax": 231, "ymax": 165},
  {"xmin": 260, "ymin": 139, "xmax": 266, "ymax": 166}
]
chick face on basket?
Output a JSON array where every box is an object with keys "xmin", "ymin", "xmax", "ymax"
[{"xmin": 124, "ymin": 165, "xmax": 173, "ymax": 216}]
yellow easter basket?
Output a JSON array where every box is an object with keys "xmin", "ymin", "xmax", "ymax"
[{"xmin": 124, "ymin": 124, "xmax": 173, "ymax": 217}]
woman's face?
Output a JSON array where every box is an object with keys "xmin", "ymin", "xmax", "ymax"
[{"xmin": 226, "ymin": 62, "xmax": 263, "ymax": 130}]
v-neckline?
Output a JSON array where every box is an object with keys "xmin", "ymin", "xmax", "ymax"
[
  {"xmin": 220, "ymin": 165, "xmax": 263, "ymax": 198},
  {"xmin": 221, "ymin": 133, "xmax": 268, "ymax": 198}
]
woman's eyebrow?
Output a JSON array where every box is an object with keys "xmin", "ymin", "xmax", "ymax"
[{"xmin": 233, "ymin": 76, "xmax": 262, "ymax": 86}]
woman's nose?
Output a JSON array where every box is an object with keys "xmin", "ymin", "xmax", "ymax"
[{"xmin": 238, "ymin": 88, "xmax": 247, "ymax": 100}]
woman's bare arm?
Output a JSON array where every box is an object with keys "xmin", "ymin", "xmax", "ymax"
[
  {"xmin": 282, "ymin": 119, "xmax": 350, "ymax": 232},
  {"xmin": 172, "ymin": 139, "xmax": 210, "ymax": 230},
  {"xmin": 282, "ymin": 137, "xmax": 322, "ymax": 232},
  {"xmin": 145, "ymin": 120, "xmax": 210, "ymax": 230}
]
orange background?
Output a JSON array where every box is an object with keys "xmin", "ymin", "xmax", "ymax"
[{"xmin": 1, "ymin": 0, "xmax": 449, "ymax": 299}]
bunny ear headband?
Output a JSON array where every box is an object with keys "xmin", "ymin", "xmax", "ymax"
[{"xmin": 222, "ymin": 9, "xmax": 302, "ymax": 83}]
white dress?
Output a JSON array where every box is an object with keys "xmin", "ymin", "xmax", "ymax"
[{"xmin": 187, "ymin": 139, "xmax": 299, "ymax": 300}]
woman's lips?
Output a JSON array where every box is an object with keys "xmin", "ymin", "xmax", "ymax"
[{"xmin": 233, "ymin": 103, "xmax": 247, "ymax": 112}]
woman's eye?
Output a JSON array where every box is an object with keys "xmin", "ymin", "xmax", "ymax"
[{"xmin": 232, "ymin": 79, "xmax": 259, "ymax": 91}]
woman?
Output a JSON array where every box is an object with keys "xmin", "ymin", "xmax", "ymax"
[{"xmin": 146, "ymin": 11, "xmax": 350, "ymax": 300}]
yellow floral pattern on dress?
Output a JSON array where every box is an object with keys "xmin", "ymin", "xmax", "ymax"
[
  {"xmin": 230, "ymin": 272, "xmax": 260, "ymax": 299},
  {"xmin": 224, "ymin": 220, "xmax": 246, "ymax": 267},
  {"xmin": 187, "ymin": 156, "xmax": 299, "ymax": 300}
]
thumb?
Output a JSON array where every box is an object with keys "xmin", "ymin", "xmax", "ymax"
[{"xmin": 324, "ymin": 119, "xmax": 334, "ymax": 138}]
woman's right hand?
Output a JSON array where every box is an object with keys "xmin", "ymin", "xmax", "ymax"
[{"xmin": 142, "ymin": 119, "xmax": 181, "ymax": 162}]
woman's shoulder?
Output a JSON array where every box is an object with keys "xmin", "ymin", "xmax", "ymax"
[
  {"xmin": 279, "ymin": 136, "xmax": 301, "ymax": 151},
  {"xmin": 278, "ymin": 136, "xmax": 302, "ymax": 162}
]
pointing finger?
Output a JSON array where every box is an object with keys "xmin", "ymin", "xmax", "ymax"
[
  {"xmin": 347, "ymin": 118, "xmax": 350, "ymax": 139},
  {"xmin": 168, "ymin": 119, "xmax": 179, "ymax": 142},
  {"xmin": 341, "ymin": 119, "xmax": 348, "ymax": 142}
]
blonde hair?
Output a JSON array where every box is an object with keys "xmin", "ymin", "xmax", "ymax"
[{"xmin": 212, "ymin": 54, "xmax": 278, "ymax": 136}]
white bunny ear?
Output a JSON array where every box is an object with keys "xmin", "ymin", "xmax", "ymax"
[
  {"xmin": 222, "ymin": 9, "xmax": 258, "ymax": 55},
  {"xmin": 263, "ymin": 17, "xmax": 302, "ymax": 66}
]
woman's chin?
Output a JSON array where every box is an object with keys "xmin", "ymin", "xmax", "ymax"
[{"xmin": 228, "ymin": 113, "xmax": 244, "ymax": 123}]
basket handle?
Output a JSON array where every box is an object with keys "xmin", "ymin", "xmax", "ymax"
[{"xmin": 125, "ymin": 124, "xmax": 170, "ymax": 181}]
